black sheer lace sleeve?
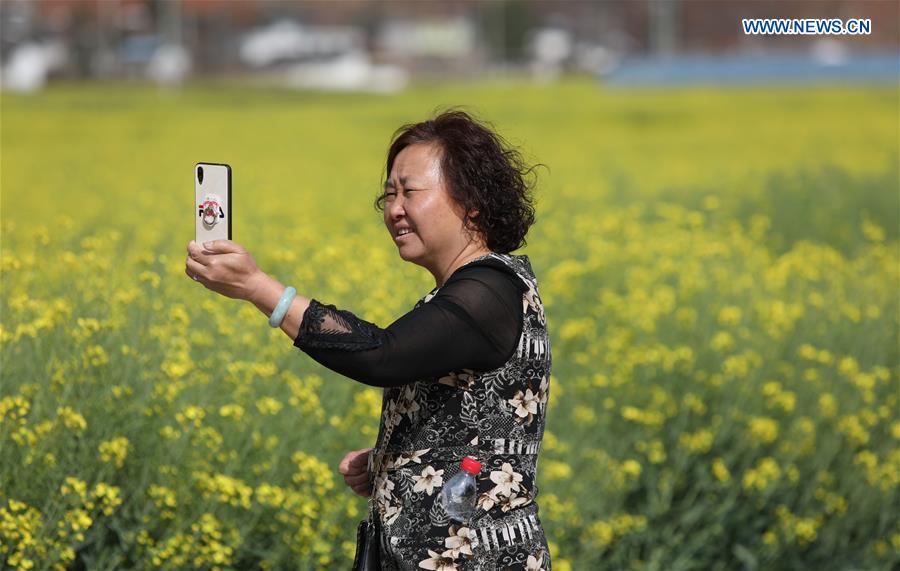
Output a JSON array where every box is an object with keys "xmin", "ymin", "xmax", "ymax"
[
  {"xmin": 293, "ymin": 261, "xmax": 527, "ymax": 387},
  {"xmin": 295, "ymin": 300, "xmax": 383, "ymax": 351}
]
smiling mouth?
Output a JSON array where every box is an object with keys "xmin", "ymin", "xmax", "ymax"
[{"xmin": 394, "ymin": 230, "xmax": 414, "ymax": 242}]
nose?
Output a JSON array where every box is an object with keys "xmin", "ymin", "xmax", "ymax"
[{"xmin": 386, "ymin": 194, "xmax": 405, "ymax": 222}]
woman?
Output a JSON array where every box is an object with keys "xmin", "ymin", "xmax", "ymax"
[{"xmin": 185, "ymin": 110, "xmax": 551, "ymax": 570}]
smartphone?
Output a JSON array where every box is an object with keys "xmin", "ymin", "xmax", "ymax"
[{"xmin": 195, "ymin": 162, "xmax": 232, "ymax": 244}]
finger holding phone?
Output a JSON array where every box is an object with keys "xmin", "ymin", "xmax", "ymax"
[{"xmin": 185, "ymin": 239, "xmax": 264, "ymax": 301}]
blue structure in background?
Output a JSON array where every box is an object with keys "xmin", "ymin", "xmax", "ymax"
[{"xmin": 604, "ymin": 52, "xmax": 900, "ymax": 86}]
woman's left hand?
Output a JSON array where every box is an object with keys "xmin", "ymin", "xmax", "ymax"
[{"xmin": 185, "ymin": 239, "xmax": 265, "ymax": 301}]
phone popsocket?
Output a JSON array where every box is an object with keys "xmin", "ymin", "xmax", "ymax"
[{"xmin": 199, "ymin": 193, "xmax": 225, "ymax": 228}]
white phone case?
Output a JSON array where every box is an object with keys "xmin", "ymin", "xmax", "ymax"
[{"xmin": 195, "ymin": 162, "xmax": 232, "ymax": 244}]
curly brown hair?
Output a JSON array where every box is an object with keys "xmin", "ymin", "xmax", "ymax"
[{"xmin": 375, "ymin": 109, "xmax": 541, "ymax": 254}]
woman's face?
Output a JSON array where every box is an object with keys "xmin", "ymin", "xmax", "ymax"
[{"xmin": 382, "ymin": 142, "xmax": 476, "ymax": 271}]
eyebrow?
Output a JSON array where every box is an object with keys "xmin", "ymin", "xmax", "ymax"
[{"xmin": 383, "ymin": 176, "xmax": 417, "ymax": 191}]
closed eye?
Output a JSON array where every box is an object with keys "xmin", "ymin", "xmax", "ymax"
[{"xmin": 383, "ymin": 189, "xmax": 418, "ymax": 197}]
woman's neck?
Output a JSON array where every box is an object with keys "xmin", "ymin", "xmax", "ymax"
[{"xmin": 432, "ymin": 244, "xmax": 493, "ymax": 287}]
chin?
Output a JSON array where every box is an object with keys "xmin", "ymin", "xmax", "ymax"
[
  {"xmin": 397, "ymin": 250, "xmax": 420, "ymax": 264},
  {"xmin": 397, "ymin": 245, "xmax": 425, "ymax": 265}
]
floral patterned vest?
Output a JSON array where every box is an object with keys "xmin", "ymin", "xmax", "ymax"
[{"xmin": 367, "ymin": 252, "xmax": 551, "ymax": 541}]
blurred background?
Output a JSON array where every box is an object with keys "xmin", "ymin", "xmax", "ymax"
[{"xmin": 1, "ymin": 0, "xmax": 897, "ymax": 92}]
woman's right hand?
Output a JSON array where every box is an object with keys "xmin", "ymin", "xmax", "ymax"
[{"xmin": 338, "ymin": 447, "xmax": 373, "ymax": 498}]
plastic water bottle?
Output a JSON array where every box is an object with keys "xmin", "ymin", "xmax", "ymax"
[{"xmin": 441, "ymin": 456, "xmax": 481, "ymax": 522}]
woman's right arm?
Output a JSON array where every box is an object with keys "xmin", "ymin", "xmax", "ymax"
[{"xmin": 293, "ymin": 264, "xmax": 526, "ymax": 388}]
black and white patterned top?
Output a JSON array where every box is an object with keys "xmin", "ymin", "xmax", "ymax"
[{"xmin": 295, "ymin": 253, "xmax": 552, "ymax": 570}]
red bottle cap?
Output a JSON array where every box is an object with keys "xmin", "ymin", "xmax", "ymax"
[{"xmin": 460, "ymin": 456, "xmax": 481, "ymax": 474}]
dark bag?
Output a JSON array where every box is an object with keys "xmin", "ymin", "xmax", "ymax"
[
  {"xmin": 351, "ymin": 516, "xmax": 380, "ymax": 570},
  {"xmin": 353, "ymin": 429, "xmax": 392, "ymax": 570}
]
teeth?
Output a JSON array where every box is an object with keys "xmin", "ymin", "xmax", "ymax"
[{"xmin": 398, "ymin": 229, "xmax": 412, "ymax": 236}]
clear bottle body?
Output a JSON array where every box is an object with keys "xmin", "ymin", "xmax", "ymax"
[{"xmin": 441, "ymin": 470, "xmax": 477, "ymax": 522}]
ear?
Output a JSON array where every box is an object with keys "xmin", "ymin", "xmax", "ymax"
[{"xmin": 463, "ymin": 209, "xmax": 480, "ymax": 231}]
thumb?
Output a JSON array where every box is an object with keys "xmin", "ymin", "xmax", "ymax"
[{"xmin": 203, "ymin": 239, "xmax": 241, "ymax": 253}]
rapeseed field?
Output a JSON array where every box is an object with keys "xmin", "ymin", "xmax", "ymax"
[{"xmin": 1, "ymin": 78, "xmax": 897, "ymax": 570}]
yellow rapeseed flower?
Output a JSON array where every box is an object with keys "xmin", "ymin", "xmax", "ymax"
[
  {"xmin": 683, "ymin": 393, "xmax": 707, "ymax": 415},
  {"xmin": 56, "ymin": 407, "xmax": 87, "ymax": 432},
  {"xmin": 862, "ymin": 218, "xmax": 886, "ymax": 242},
  {"xmin": 148, "ymin": 485, "xmax": 178, "ymax": 509},
  {"xmin": 794, "ymin": 518, "xmax": 819, "ymax": 546},
  {"xmin": 573, "ymin": 405, "xmax": 596, "ymax": 424},
  {"xmin": 0, "ymin": 395, "xmax": 30, "ymax": 425},
  {"xmin": 194, "ymin": 472, "xmax": 253, "ymax": 509},
  {"xmin": 712, "ymin": 458, "xmax": 731, "ymax": 483},
  {"xmin": 678, "ymin": 429, "xmax": 714, "ymax": 454},
  {"xmin": 838, "ymin": 356, "xmax": 859, "ymax": 377},
  {"xmin": 543, "ymin": 460, "xmax": 573, "ymax": 481},
  {"xmin": 644, "ymin": 442, "xmax": 665, "ymax": 465},
  {"xmin": 159, "ymin": 425, "xmax": 181, "ymax": 440},
  {"xmin": 585, "ymin": 520, "xmax": 614, "ymax": 547},
  {"xmin": 255, "ymin": 484, "xmax": 287, "ymax": 509},
  {"xmin": 722, "ymin": 352, "xmax": 756, "ymax": 378},
  {"xmin": 291, "ymin": 451, "xmax": 335, "ymax": 493},
  {"xmin": 717, "ymin": 306, "xmax": 742, "ymax": 327},
  {"xmin": 620, "ymin": 406, "xmax": 665, "ymax": 428},
  {"xmin": 814, "ymin": 488, "xmax": 847, "ymax": 516},
  {"xmin": 891, "ymin": 421, "xmax": 900, "ymax": 439},
  {"xmin": 620, "ymin": 459, "xmax": 642, "ymax": 479},
  {"xmin": 255, "ymin": 397, "xmax": 283, "ymax": 416},
  {"xmin": 818, "ymin": 394, "xmax": 838, "ymax": 419},
  {"xmin": 742, "ymin": 457, "xmax": 781, "ymax": 492},
  {"xmin": 83, "ymin": 344, "xmax": 109, "ymax": 367},
  {"xmin": 837, "ymin": 415, "xmax": 870, "ymax": 446},
  {"xmin": 747, "ymin": 416, "xmax": 779, "ymax": 445},
  {"xmin": 773, "ymin": 391, "xmax": 796, "ymax": 413},
  {"xmin": 66, "ymin": 508, "xmax": 93, "ymax": 532},
  {"xmin": 91, "ymin": 483, "xmax": 123, "ymax": 516},
  {"xmin": 709, "ymin": 331, "xmax": 734, "ymax": 351},
  {"xmin": 169, "ymin": 305, "xmax": 190, "ymax": 325},
  {"xmin": 98, "ymin": 437, "xmax": 130, "ymax": 469},
  {"xmin": 219, "ymin": 404, "xmax": 245, "ymax": 422},
  {"xmin": 175, "ymin": 405, "xmax": 205, "ymax": 428},
  {"xmin": 559, "ymin": 317, "xmax": 595, "ymax": 341},
  {"xmin": 138, "ymin": 270, "xmax": 160, "ymax": 288},
  {"xmin": 797, "ymin": 343, "xmax": 818, "ymax": 361}
]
